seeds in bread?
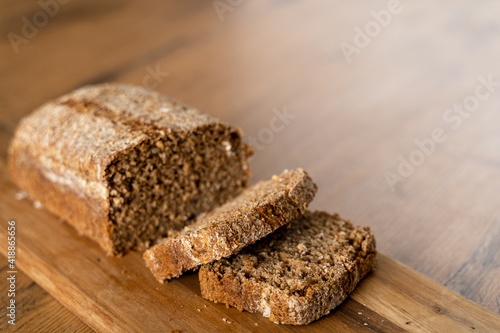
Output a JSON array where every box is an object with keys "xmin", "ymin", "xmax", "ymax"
[
  {"xmin": 199, "ymin": 210, "xmax": 376, "ymax": 325},
  {"xmin": 143, "ymin": 168, "xmax": 317, "ymax": 282},
  {"xmin": 8, "ymin": 83, "xmax": 252, "ymax": 255}
]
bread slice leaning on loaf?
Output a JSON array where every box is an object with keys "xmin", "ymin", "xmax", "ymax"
[
  {"xmin": 199, "ymin": 210, "xmax": 376, "ymax": 325},
  {"xmin": 143, "ymin": 168, "xmax": 317, "ymax": 282},
  {"xmin": 8, "ymin": 83, "xmax": 252, "ymax": 255}
]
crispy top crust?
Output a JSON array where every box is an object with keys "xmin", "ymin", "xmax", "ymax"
[
  {"xmin": 61, "ymin": 83, "xmax": 219, "ymax": 132},
  {"xmin": 143, "ymin": 168, "xmax": 318, "ymax": 282},
  {"xmin": 8, "ymin": 83, "xmax": 238, "ymax": 202}
]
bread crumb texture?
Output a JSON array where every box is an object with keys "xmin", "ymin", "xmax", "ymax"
[
  {"xmin": 199, "ymin": 211, "xmax": 376, "ymax": 325},
  {"xmin": 144, "ymin": 168, "xmax": 317, "ymax": 282}
]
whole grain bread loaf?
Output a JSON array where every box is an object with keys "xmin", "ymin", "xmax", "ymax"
[
  {"xmin": 8, "ymin": 83, "xmax": 252, "ymax": 255},
  {"xmin": 199, "ymin": 210, "xmax": 376, "ymax": 325},
  {"xmin": 143, "ymin": 168, "xmax": 317, "ymax": 282}
]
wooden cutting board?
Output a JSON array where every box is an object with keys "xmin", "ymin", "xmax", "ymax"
[{"xmin": 0, "ymin": 160, "xmax": 498, "ymax": 333}]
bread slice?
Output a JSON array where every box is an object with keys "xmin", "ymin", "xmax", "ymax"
[
  {"xmin": 8, "ymin": 83, "xmax": 252, "ymax": 255},
  {"xmin": 143, "ymin": 168, "xmax": 317, "ymax": 282},
  {"xmin": 199, "ymin": 210, "xmax": 376, "ymax": 325}
]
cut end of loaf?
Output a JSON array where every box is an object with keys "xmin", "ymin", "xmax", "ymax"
[
  {"xmin": 199, "ymin": 211, "xmax": 376, "ymax": 325},
  {"xmin": 106, "ymin": 123, "xmax": 252, "ymax": 255}
]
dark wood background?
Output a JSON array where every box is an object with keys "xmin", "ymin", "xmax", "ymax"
[{"xmin": 1, "ymin": 0, "xmax": 499, "ymax": 331}]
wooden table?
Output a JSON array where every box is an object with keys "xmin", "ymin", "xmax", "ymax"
[{"xmin": 1, "ymin": 0, "xmax": 499, "ymax": 331}]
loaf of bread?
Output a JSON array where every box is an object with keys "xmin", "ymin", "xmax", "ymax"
[
  {"xmin": 8, "ymin": 84, "xmax": 252, "ymax": 255},
  {"xmin": 199, "ymin": 211, "xmax": 376, "ymax": 325},
  {"xmin": 144, "ymin": 168, "xmax": 317, "ymax": 282}
]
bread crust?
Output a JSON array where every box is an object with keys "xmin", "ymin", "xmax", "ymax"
[
  {"xmin": 8, "ymin": 84, "xmax": 252, "ymax": 255},
  {"xmin": 199, "ymin": 211, "xmax": 376, "ymax": 325},
  {"xmin": 9, "ymin": 150, "xmax": 114, "ymax": 253},
  {"xmin": 143, "ymin": 169, "xmax": 317, "ymax": 282}
]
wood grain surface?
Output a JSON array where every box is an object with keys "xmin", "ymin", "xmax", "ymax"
[
  {"xmin": 0, "ymin": 264, "xmax": 91, "ymax": 333},
  {"xmin": 1, "ymin": 0, "xmax": 500, "ymax": 331},
  {"xmin": 0, "ymin": 165, "xmax": 499, "ymax": 332}
]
